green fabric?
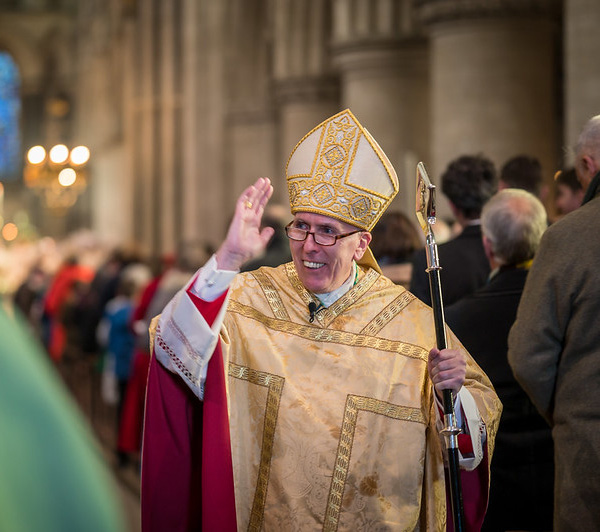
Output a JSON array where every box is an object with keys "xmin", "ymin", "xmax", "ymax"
[{"xmin": 0, "ymin": 304, "xmax": 126, "ymax": 532}]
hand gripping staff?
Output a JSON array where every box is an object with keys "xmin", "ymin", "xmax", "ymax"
[{"xmin": 415, "ymin": 162, "xmax": 465, "ymax": 531}]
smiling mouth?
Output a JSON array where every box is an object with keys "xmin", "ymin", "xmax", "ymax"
[{"xmin": 303, "ymin": 260, "xmax": 325, "ymax": 269}]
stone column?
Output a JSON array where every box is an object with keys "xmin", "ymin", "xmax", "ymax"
[
  {"xmin": 224, "ymin": 0, "xmax": 278, "ymax": 203},
  {"xmin": 120, "ymin": 20, "xmax": 138, "ymax": 247},
  {"xmin": 418, "ymin": 0, "xmax": 561, "ymax": 214},
  {"xmin": 564, "ymin": 0, "xmax": 600, "ymax": 159},
  {"xmin": 184, "ymin": 0, "xmax": 229, "ymax": 252},
  {"xmin": 72, "ymin": 4, "xmax": 133, "ymax": 246},
  {"xmin": 181, "ymin": 0, "xmax": 266, "ymax": 254},
  {"xmin": 129, "ymin": 0, "xmax": 160, "ymax": 256},
  {"xmin": 157, "ymin": 0, "xmax": 181, "ymax": 257},
  {"xmin": 273, "ymin": 0, "xmax": 340, "ymax": 204},
  {"xmin": 331, "ymin": 0, "xmax": 429, "ymax": 217},
  {"xmin": 180, "ymin": 0, "xmax": 203, "ymax": 248}
]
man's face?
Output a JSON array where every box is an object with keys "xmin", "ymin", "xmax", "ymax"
[{"xmin": 289, "ymin": 212, "xmax": 371, "ymax": 294}]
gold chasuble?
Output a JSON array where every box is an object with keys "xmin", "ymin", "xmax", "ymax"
[{"xmin": 217, "ymin": 262, "xmax": 500, "ymax": 531}]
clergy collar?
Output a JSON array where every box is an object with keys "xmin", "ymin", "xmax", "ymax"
[{"xmin": 314, "ymin": 261, "xmax": 358, "ymax": 308}]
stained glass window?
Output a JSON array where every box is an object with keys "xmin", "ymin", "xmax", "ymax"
[{"xmin": 0, "ymin": 52, "xmax": 21, "ymax": 181}]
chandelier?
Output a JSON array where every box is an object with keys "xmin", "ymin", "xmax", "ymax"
[{"xmin": 23, "ymin": 144, "xmax": 90, "ymax": 211}]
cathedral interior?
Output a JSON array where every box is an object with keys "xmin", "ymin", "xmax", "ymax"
[
  {"xmin": 1, "ymin": 0, "xmax": 598, "ymax": 261},
  {"xmin": 1, "ymin": 1, "xmax": 599, "ymax": 530}
]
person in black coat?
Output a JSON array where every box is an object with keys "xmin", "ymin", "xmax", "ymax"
[
  {"xmin": 410, "ymin": 154, "xmax": 497, "ymax": 306},
  {"xmin": 445, "ymin": 188, "xmax": 553, "ymax": 531}
]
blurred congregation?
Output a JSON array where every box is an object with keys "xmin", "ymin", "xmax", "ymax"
[
  {"xmin": 8, "ymin": 232, "xmax": 212, "ymax": 455},
  {"xmin": 2, "ymin": 1, "xmax": 600, "ymax": 531}
]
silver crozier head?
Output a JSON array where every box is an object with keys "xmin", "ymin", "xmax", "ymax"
[{"xmin": 415, "ymin": 161, "xmax": 437, "ymax": 236}]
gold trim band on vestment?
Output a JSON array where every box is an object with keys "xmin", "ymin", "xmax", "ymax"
[
  {"xmin": 228, "ymin": 299, "xmax": 428, "ymax": 361},
  {"xmin": 360, "ymin": 291, "xmax": 415, "ymax": 336},
  {"xmin": 251, "ymin": 269, "xmax": 290, "ymax": 320},
  {"xmin": 229, "ymin": 362, "xmax": 285, "ymax": 532},
  {"xmin": 323, "ymin": 394, "xmax": 426, "ymax": 531}
]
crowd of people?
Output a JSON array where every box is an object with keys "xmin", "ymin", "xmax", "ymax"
[
  {"xmin": 4, "ymin": 206, "xmax": 293, "ymax": 470},
  {"xmin": 1, "ymin": 110, "xmax": 598, "ymax": 531},
  {"xmin": 6, "ymin": 234, "xmax": 212, "ymax": 473}
]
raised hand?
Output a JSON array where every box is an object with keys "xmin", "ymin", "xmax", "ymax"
[
  {"xmin": 215, "ymin": 177, "xmax": 275, "ymax": 271},
  {"xmin": 427, "ymin": 347, "xmax": 466, "ymax": 398}
]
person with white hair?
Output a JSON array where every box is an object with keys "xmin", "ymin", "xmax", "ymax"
[{"xmin": 446, "ymin": 188, "xmax": 553, "ymax": 531}]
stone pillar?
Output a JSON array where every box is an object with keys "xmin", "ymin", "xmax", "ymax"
[
  {"xmin": 120, "ymin": 20, "xmax": 137, "ymax": 248},
  {"xmin": 72, "ymin": 4, "xmax": 133, "ymax": 246},
  {"xmin": 273, "ymin": 0, "xmax": 340, "ymax": 204},
  {"xmin": 331, "ymin": 0, "xmax": 429, "ymax": 218},
  {"xmin": 224, "ymin": 1, "xmax": 278, "ymax": 204},
  {"xmin": 226, "ymin": 110, "xmax": 278, "ymax": 203},
  {"xmin": 180, "ymin": 0, "xmax": 203, "ymax": 248},
  {"xmin": 128, "ymin": 0, "xmax": 160, "ymax": 256},
  {"xmin": 564, "ymin": 0, "xmax": 600, "ymax": 160},
  {"xmin": 157, "ymin": 0, "xmax": 181, "ymax": 257},
  {"xmin": 186, "ymin": 0, "xmax": 229, "ymax": 251},
  {"xmin": 418, "ymin": 0, "xmax": 561, "ymax": 214}
]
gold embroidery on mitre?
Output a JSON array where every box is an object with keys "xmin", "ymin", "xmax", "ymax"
[
  {"xmin": 286, "ymin": 109, "xmax": 399, "ymax": 231},
  {"xmin": 350, "ymin": 195, "xmax": 371, "ymax": 219},
  {"xmin": 289, "ymin": 182, "xmax": 300, "ymax": 205},
  {"xmin": 312, "ymin": 183, "xmax": 336, "ymax": 207}
]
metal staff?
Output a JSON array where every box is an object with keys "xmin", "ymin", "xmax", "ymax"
[{"xmin": 415, "ymin": 161, "xmax": 465, "ymax": 531}]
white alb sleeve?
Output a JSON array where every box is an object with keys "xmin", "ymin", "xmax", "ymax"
[
  {"xmin": 434, "ymin": 387, "xmax": 486, "ymax": 471},
  {"xmin": 153, "ymin": 255, "xmax": 237, "ymax": 400}
]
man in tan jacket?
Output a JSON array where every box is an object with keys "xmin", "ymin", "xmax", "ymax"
[{"xmin": 509, "ymin": 114, "xmax": 600, "ymax": 531}]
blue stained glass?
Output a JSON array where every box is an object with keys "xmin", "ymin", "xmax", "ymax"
[{"xmin": 0, "ymin": 52, "xmax": 21, "ymax": 180}]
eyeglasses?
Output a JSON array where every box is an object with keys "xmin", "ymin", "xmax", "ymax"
[{"xmin": 285, "ymin": 222, "xmax": 362, "ymax": 246}]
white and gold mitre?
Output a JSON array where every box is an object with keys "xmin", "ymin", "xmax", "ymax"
[{"xmin": 286, "ymin": 109, "xmax": 399, "ymax": 232}]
